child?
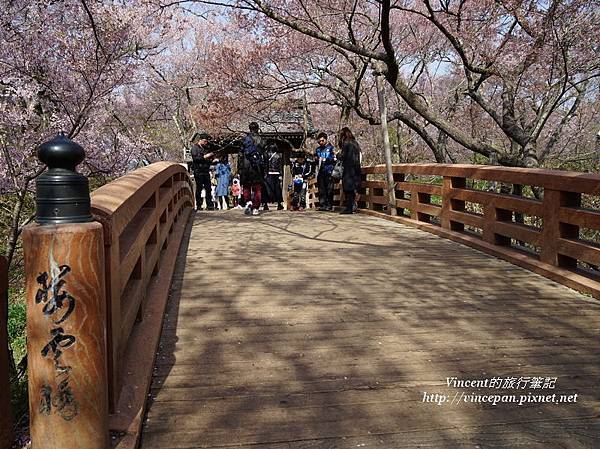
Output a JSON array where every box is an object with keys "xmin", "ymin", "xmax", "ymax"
[
  {"xmin": 215, "ymin": 158, "xmax": 231, "ymax": 210},
  {"xmin": 232, "ymin": 176, "xmax": 242, "ymax": 209},
  {"xmin": 210, "ymin": 171, "xmax": 219, "ymax": 210},
  {"xmin": 290, "ymin": 153, "xmax": 312, "ymax": 211}
]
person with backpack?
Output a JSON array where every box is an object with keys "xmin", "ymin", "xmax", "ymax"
[
  {"xmin": 190, "ymin": 132, "xmax": 215, "ymax": 210},
  {"xmin": 314, "ymin": 132, "xmax": 336, "ymax": 211},
  {"xmin": 239, "ymin": 122, "xmax": 265, "ymax": 216}
]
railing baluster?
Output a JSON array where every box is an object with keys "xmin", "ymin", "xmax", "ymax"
[
  {"xmin": 358, "ymin": 173, "xmax": 367, "ymax": 209},
  {"xmin": 541, "ymin": 189, "xmax": 581, "ymax": 267},
  {"xmin": 393, "ymin": 172, "xmax": 405, "ymax": 216},
  {"xmin": 441, "ymin": 176, "xmax": 466, "ymax": 231}
]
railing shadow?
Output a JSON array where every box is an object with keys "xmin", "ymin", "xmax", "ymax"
[
  {"xmin": 141, "ymin": 210, "xmax": 195, "ymax": 431},
  {"xmin": 141, "ymin": 211, "xmax": 600, "ymax": 448}
]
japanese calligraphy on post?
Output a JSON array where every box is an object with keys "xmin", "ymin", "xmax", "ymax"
[{"xmin": 35, "ymin": 263, "xmax": 79, "ymax": 420}]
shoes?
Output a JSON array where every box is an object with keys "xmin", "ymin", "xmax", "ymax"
[
  {"xmin": 340, "ymin": 209, "xmax": 352, "ymax": 214},
  {"xmin": 252, "ymin": 209, "xmax": 260, "ymax": 216},
  {"xmin": 298, "ymin": 207, "xmax": 305, "ymax": 212},
  {"xmin": 325, "ymin": 206, "xmax": 333, "ymax": 211},
  {"xmin": 263, "ymin": 204, "xmax": 269, "ymax": 211},
  {"xmin": 236, "ymin": 205, "xmax": 243, "ymax": 210},
  {"xmin": 244, "ymin": 202, "xmax": 253, "ymax": 215},
  {"xmin": 277, "ymin": 204, "xmax": 284, "ymax": 210},
  {"xmin": 317, "ymin": 207, "xmax": 326, "ymax": 211}
]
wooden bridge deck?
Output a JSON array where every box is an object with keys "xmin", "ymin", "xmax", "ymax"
[{"xmin": 140, "ymin": 210, "xmax": 600, "ymax": 449}]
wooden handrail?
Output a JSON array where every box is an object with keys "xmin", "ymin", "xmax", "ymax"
[
  {"xmin": 0, "ymin": 255, "xmax": 11, "ymax": 449},
  {"xmin": 309, "ymin": 163, "xmax": 599, "ymax": 298},
  {"xmin": 358, "ymin": 163, "xmax": 600, "ymax": 298},
  {"xmin": 91, "ymin": 161, "xmax": 193, "ymax": 411},
  {"xmin": 361, "ymin": 163, "xmax": 600, "ymax": 194}
]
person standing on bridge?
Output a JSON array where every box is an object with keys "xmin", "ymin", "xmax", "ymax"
[
  {"xmin": 191, "ymin": 132, "xmax": 215, "ymax": 210},
  {"xmin": 215, "ymin": 156, "xmax": 231, "ymax": 210},
  {"xmin": 262, "ymin": 143, "xmax": 284, "ymax": 211},
  {"xmin": 239, "ymin": 122, "xmax": 265, "ymax": 216},
  {"xmin": 314, "ymin": 132, "xmax": 336, "ymax": 211},
  {"xmin": 337, "ymin": 127, "xmax": 361, "ymax": 214},
  {"xmin": 290, "ymin": 152, "xmax": 312, "ymax": 211}
]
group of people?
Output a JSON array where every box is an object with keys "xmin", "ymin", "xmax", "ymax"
[{"xmin": 189, "ymin": 122, "xmax": 362, "ymax": 215}]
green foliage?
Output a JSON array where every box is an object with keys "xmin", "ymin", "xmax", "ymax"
[
  {"xmin": 10, "ymin": 374, "xmax": 29, "ymax": 428},
  {"xmin": 89, "ymin": 174, "xmax": 114, "ymax": 191},
  {"xmin": 8, "ymin": 297, "xmax": 27, "ymax": 362}
]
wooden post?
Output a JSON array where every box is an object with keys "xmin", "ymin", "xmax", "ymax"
[
  {"xmin": 541, "ymin": 190, "xmax": 580, "ymax": 267},
  {"xmin": 23, "ymin": 223, "xmax": 109, "ymax": 449},
  {"xmin": 23, "ymin": 134, "xmax": 109, "ymax": 449},
  {"xmin": 441, "ymin": 176, "xmax": 466, "ymax": 231},
  {"xmin": 0, "ymin": 256, "xmax": 12, "ymax": 449},
  {"xmin": 394, "ymin": 173, "xmax": 405, "ymax": 216},
  {"xmin": 283, "ymin": 148, "xmax": 292, "ymax": 210},
  {"xmin": 358, "ymin": 173, "xmax": 368, "ymax": 209}
]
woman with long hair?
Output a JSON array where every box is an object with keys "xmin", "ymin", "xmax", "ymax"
[{"xmin": 337, "ymin": 127, "xmax": 362, "ymax": 214}]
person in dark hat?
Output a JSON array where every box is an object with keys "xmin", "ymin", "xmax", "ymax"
[{"xmin": 190, "ymin": 132, "xmax": 215, "ymax": 210}]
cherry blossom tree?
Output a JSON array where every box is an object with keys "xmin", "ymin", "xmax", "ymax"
[
  {"xmin": 186, "ymin": 0, "xmax": 598, "ymax": 169},
  {"xmin": 0, "ymin": 0, "xmax": 175, "ymax": 269}
]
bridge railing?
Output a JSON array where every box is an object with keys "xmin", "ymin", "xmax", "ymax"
[
  {"xmin": 22, "ymin": 151, "xmax": 193, "ymax": 449},
  {"xmin": 358, "ymin": 164, "xmax": 600, "ymax": 299},
  {"xmin": 91, "ymin": 161, "xmax": 194, "ymax": 411}
]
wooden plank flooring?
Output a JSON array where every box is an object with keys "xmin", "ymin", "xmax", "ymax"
[{"xmin": 140, "ymin": 210, "xmax": 600, "ymax": 449}]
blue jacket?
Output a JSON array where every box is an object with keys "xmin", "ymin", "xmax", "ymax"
[
  {"xmin": 215, "ymin": 162, "xmax": 231, "ymax": 196},
  {"xmin": 315, "ymin": 144, "xmax": 336, "ymax": 174}
]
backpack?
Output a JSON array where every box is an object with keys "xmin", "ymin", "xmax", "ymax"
[{"xmin": 243, "ymin": 134, "xmax": 263, "ymax": 169}]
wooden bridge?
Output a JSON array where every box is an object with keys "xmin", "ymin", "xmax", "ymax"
[{"xmin": 5, "ymin": 159, "xmax": 600, "ymax": 449}]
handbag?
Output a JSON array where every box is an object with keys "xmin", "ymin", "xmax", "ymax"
[{"xmin": 331, "ymin": 161, "xmax": 343, "ymax": 180}]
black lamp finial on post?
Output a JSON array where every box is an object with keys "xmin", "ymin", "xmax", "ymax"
[{"xmin": 35, "ymin": 133, "xmax": 93, "ymax": 224}]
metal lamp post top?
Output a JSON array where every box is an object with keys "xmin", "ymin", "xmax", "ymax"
[{"xmin": 35, "ymin": 133, "xmax": 93, "ymax": 225}]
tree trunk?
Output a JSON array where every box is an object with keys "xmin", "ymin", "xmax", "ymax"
[
  {"xmin": 376, "ymin": 75, "xmax": 397, "ymax": 216},
  {"xmin": 6, "ymin": 188, "xmax": 28, "ymax": 270},
  {"xmin": 339, "ymin": 105, "xmax": 351, "ymax": 133}
]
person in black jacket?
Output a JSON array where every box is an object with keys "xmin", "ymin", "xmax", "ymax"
[
  {"xmin": 291, "ymin": 152, "xmax": 313, "ymax": 210},
  {"xmin": 239, "ymin": 122, "xmax": 265, "ymax": 216},
  {"xmin": 337, "ymin": 127, "xmax": 362, "ymax": 214},
  {"xmin": 262, "ymin": 144, "xmax": 284, "ymax": 211},
  {"xmin": 190, "ymin": 132, "xmax": 215, "ymax": 210}
]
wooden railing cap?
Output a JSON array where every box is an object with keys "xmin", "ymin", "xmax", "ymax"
[
  {"xmin": 362, "ymin": 163, "xmax": 600, "ymax": 195},
  {"xmin": 91, "ymin": 162, "xmax": 180, "ymax": 214}
]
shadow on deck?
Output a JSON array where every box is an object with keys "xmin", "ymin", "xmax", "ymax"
[{"xmin": 140, "ymin": 210, "xmax": 600, "ymax": 448}]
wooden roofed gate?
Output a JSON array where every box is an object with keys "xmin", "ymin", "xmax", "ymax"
[{"xmin": 9, "ymin": 156, "xmax": 600, "ymax": 449}]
